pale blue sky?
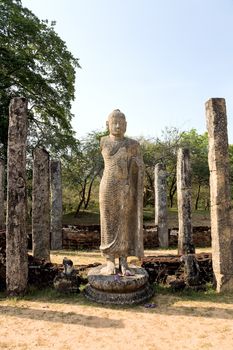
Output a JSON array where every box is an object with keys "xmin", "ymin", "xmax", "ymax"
[{"xmin": 22, "ymin": 0, "xmax": 233, "ymax": 141}]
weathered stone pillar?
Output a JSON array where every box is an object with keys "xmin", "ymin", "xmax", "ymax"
[
  {"xmin": 154, "ymin": 163, "xmax": 168, "ymax": 247},
  {"xmin": 6, "ymin": 97, "xmax": 28, "ymax": 295},
  {"xmin": 177, "ymin": 148, "xmax": 195, "ymax": 255},
  {"xmin": 0, "ymin": 159, "xmax": 4, "ymax": 230},
  {"xmin": 205, "ymin": 98, "xmax": 233, "ymax": 292},
  {"xmin": 32, "ymin": 148, "xmax": 50, "ymax": 261},
  {"xmin": 50, "ymin": 160, "xmax": 63, "ymax": 250}
]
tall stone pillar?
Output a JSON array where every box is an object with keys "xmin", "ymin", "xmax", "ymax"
[
  {"xmin": 154, "ymin": 163, "xmax": 168, "ymax": 247},
  {"xmin": 50, "ymin": 160, "xmax": 63, "ymax": 250},
  {"xmin": 177, "ymin": 148, "xmax": 195, "ymax": 255},
  {"xmin": 6, "ymin": 97, "xmax": 28, "ymax": 295},
  {"xmin": 0, "ymin": 159, "xmax": 4, "ymax": 230},
  {"xmin": 205, "ymin": 98, "xmax": 233, "ymax": 292},
  {"xmin": 32, "ymin": 148, "xmax": 50, "ymax": 261}
]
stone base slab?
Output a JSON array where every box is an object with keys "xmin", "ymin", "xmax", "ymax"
[{"xmin": 84, "ymin": 265, "xmax": 154, "ymax": 305}]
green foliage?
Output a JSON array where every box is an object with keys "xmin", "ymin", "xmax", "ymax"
[
  {"xmin": 139, "ymin": 127, "xmax": 181, "ymax": 207},
  {"xmin": 179, "ymin": 129, "xmax": 209, "ymax": 209},
  {"xmin": 139, "ymin": 128, "xmax": 211, "ymax": 210},
  {"xmin": 62, "ymin": 130, "xmax": 107, "ymax": 215},
  {"xmin": 180, "ymin": 129, "xmax": 209, "ymax": 184},
  {"xmin": 0, "ymin": 0, "xmax": 80, "ymax": 158},
  {"xmin": 62, "ymin": 210, "xmax": 100, "ymax": 225},
  {"xmin": 143, "ymin": 207, "xmax": 155, "ymax": 221},
  {"xmin": 153, "ymin": 283, "xmax": 233, "ymax": 306},
  {"xmin": 153, "ymin": 283, "xmax": 216, "ymax": 299}
]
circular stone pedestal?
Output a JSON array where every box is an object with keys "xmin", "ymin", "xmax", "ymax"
[{"xmin": 84, "ymin": 265, "xmax": 154, "ymax": 305}]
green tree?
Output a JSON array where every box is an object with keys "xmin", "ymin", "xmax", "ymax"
[
  {"xmin": 180, "ymin": 129, "xmax": 209, "ymax": 210},
  {"xmin": 139, "ymin": 137, "xmax": 159, "ymax": 205},
  {"xmin": 140, "ymin": 128, "xmax": 210, "ymax": 210},
  {"xmin": 0, "ymin": 0, "xmax": 80, "ymax": 158},
  {"xmin": 62, "ymin": 131, "xmax": 107, "ymax": 216},
  {"xmin": 140, "ymin": 127, "xmax": 181, "ymax": 207}
]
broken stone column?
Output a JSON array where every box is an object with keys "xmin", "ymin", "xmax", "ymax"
[
  {"xmin": 205, "ymin": 98, "xmax": 233, "ymax": 292},
  {"xmin": 32, "ymin": 148, "xmax": 50, "ymax": 261},
  {"xmin": 50, "ymin": 160, "xmax": 63, "ymax": 250},
  {"xmin": 154, "ymin": 163, "xmax": 168, "ymax": 247},
  {"xmin": 177, "ymin": 148, "xmax": 195, "ymax": 255},
  {"xmin": 0, "ymin": 159, "xmax": 4, "ymax": 230},
  {"xmin": 6, "ymin": 97, "xmax": 28, "ymax": 295}
]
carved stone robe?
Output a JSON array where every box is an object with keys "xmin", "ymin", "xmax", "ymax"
[{"xmin": 99, "ymin": 136, "xmax": 144, "ymax": 258}]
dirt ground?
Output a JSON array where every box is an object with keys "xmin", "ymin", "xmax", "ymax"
[{"xmin": 1, "ymin": 249, "xmax": 233, "ymax": 350}]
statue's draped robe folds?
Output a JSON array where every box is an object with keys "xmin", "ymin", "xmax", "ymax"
[{"xmin": 99, "ymin": 136, "xmax": 144, "ymax": 258}]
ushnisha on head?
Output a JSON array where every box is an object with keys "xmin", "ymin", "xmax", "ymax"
[{"xmin": 106, "ymin": 109, "xmax": 127, "ymax": 140}]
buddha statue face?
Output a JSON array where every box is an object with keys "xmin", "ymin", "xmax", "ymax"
[{"xmin": 107, "ymin": 110, "xmax": 127, "ymax": 139}]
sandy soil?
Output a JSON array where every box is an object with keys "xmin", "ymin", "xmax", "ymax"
[
  {"xmin": 50, "ymin": 248, "xmax": 211, "ymax": 266},
  {"xmin": 1, "ymin": 249, "xmax": 233, "ymax": 350}
]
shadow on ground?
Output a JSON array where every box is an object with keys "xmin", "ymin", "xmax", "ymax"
[
  {"xmin": 0, "ymin": 304, "xmax": 124, "ymax": 328},
  {"xmin": 1, "ymin": 286, "xmax": 233, "ymax": 321}
]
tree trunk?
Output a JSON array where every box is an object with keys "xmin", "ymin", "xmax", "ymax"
[
  {"xmin": 145, "ymin": 170, "xmax": 155, "ymax": 205},
  {"xmin": 75, "ymin": 197, "xmax": 85, "ymax": 217},
  {"xmin": 195, "ymin": 184, "xmax": 201, "ymax": 210},
  {"xmin": 169, "ymin": 174, "xmax": 177, "ymax": 208},
  {"xmin": 6, "ymin": 97, "xmax": 28, "ymax": 296},
  {"xmin": 84, "ymin": 177, "xmax": 95, "ymax": 209},
  {"xmin": 74, "ymin": 179, "xmax": 87, "ymax": 217}
]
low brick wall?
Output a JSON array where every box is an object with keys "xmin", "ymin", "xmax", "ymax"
[
  {"xmin": 62, "ymin": 225, "xmax": 211, "ymax": 250},
  {"xmin": 168, "ymin": 226, "xmax": 211, "ymax": 248},
  {"xmin": 62, "ymin": 225, "xmax": 100, "ymax": 250}
]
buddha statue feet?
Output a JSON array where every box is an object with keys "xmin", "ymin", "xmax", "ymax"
[
  {"xmin": 121, "ymin": 268, "xmax": 135, "ymax": 276},
  {"xmin": 100, "ymin": 257, "xmax": 116, "ymax": 275},
  {"xmin": 119, "ymin": 257, "xmax": 135, "ymax": 276}
]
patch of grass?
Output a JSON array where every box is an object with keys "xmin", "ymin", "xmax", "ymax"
[
  {"xmin": 62, "ymin": 207, "xmax": 210, "ymax": 227},
  {"xmin": 153, "ymin": 283, "xmax": 233, "ymax": 304},
  {"xmin": 63, "ymin": 207, "xmax": 158, "ymax": 224},
  {"xmin": 26, "ymin": 286, "xmax": 60, "ymax": 300},
  {"xmin": 0, "ymin": 286, "xmax": 84, "ymax": 304},
  {"xmin": 16, "ymin": 286, "xmax": 91, "ymax": 306},
  {"xmin": 62, "ymin": 210, "xmax": 100, "ymax": 225},
  {"xmin": 1, "ymin": 282, "xmax": 233, "ymax": 313},
  {"xmin": 0, "ymin": 292, "xmax": 5, "ymax": 299},
  {"xmin": 143, "ymin": 207, "xmax": 155, "ymax": 221},
  {"xmin": 13, "ymin": 286, "xmax": 106, "ymax": 308}
]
